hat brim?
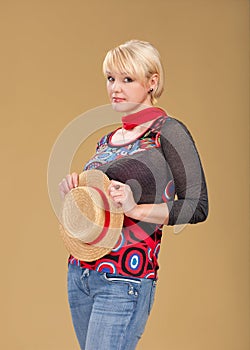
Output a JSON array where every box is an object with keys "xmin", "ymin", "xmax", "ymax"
[{"xmin": 59, "ymin": 223, "xmax": 118, "ymax": 261}]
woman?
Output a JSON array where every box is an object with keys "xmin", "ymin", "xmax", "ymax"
[{"xmin": 59, "ymin": 40, "xmax": 209, "ymax": 350}]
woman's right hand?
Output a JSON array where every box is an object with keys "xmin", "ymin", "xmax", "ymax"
[{"xmin": 58, "ymin": 172, "xmax": 79, "ymax": 199}]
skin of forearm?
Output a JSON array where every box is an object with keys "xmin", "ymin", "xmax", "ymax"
[{"xmin": 124, "ymin": 203, "xmax": 169, "ymax": 225}]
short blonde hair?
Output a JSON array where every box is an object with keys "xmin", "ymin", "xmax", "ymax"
[{"xmin": 103, "ymin": 40, "xmax": 165, "ymax": 104}]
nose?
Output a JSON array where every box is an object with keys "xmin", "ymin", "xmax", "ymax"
[{"xmin": 111, "ymin": 80, "xmax": 122, "ymax": 93}]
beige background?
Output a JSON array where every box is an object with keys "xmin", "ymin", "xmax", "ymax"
[{"xmin": 1, "ymin": 0, "xmax": 249, "ymax": 349}]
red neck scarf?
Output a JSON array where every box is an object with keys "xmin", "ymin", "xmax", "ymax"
[{"xmin": 122, "ymin": 107, "xmax": 167, "ymax": 130}]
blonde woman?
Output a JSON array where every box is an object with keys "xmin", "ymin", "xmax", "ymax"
[{"xmin": 59, "ymin": 40, "xmax": 209, "ymax": 350}]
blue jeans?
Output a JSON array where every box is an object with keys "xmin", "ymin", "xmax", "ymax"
[{"xmin": 67, "ymin": 264, "xmax": 157, "ymax": 350}]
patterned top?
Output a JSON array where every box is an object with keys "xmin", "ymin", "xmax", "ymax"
[{"xmin": 68, "ymin": 112, "xmax": 209, "ymax": 279}]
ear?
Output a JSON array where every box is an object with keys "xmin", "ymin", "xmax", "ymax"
[{"xmin": 148, "ymin": 73, "xmax": 159, "ymax": 91}]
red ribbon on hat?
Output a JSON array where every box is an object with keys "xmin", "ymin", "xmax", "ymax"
[{"xmin": 87, "ymin": 187, "xmax": 111, "ymax": 245}]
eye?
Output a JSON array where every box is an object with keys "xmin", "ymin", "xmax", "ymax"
[
  {"xmin": 107, "ymin": 76, "xmax": 114, "ymax": 82},
  {"xmin": 124, "ymin": 77, "xmax": 133, "ymax": 83}
]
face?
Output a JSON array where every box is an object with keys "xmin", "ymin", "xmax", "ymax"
[{"xmin": 105, "ymin": 71, "xmax": 153, "ymax": 114}]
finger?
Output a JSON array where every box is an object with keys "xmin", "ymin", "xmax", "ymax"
[
  {"xmin": 115, "ymin": 202, "xmax": 122, "ymax": 208},
  {"xmin": 71, "ymin": 172, "xmax": 79, "ymax": 188},
  {"xmin": 109, "ymin": 188, "xmax": 125, "ymax": 203},
  {"xmin": 66, "ymin": 174, "xmax": 75, "ymax": 190},
  {"xmin": 110, "ymin": 194, "xmax": 125, "ymax": 204},
  {"xmin": 59, "ymin": 189, "xmax": 66, "ymax": 200},
  {"xmin": 109, "ymin": 188, "xmax": 122, "ymax": 196},
  {"xmin": 58, "ymin": 181, "xmax": 68, "ymax": 200},
  {"xmin": 109, "ymin": 180, "xmax": 124, "ymax": 189},
  {"xmin": 59, "ymin": 178, "xmax": 70, "ymax": 194},
  {"xmin": 110, "ymin": 196, "xmax": 123, "ymax": 208},
  {"xmin": 108, "ymin": 184, "xmax": 121, "ymax": 195}
]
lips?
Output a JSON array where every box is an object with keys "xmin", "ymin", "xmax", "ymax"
[{"xmin": 112, "ymin": 97, "xmax": 126, "ymax": 103}]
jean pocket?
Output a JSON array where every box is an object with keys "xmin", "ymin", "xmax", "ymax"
[
  {"xmin": 104, "ymin": 273, "xmax": 142, "ymax": 284},
  {"xmin": 103, "ymin": 273, "xmax": 142, "ymax": 297}
]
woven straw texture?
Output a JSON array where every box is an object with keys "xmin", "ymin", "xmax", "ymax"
[{"xmin": 59, "ymin": 170, "xmax": 124, "ymax": 261}]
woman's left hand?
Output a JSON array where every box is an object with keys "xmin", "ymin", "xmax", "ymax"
[
  {"xmin": 108, "ymin": 180, "xmax": 137, "ymax": 214},
  {"xmin": 108, "ymin": 179, "xmax": 170, "ymax": 224}
]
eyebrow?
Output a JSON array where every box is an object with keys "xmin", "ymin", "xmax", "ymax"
[{"xmin": 105, "ymin": 70, "xmax": 129, "ymax": 76}]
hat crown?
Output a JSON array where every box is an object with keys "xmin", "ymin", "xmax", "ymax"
[{"xmin": 61, "ymin": 187, "xmax": 106, "ymax": 242}]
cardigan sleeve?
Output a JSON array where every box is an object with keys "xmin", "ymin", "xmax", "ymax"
[{"xmin": 160, "ymin": 117, "xmax": 209, "ymax": 226}]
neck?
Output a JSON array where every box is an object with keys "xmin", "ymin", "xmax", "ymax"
[
  {"xmin": 121, "ymin": 106, "xmax": 167, "ymax": 130},
  {"xmin": 123, "ymin": 103, "xmax": 153, "ymax": 116}
]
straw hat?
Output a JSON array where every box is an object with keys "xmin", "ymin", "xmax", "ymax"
[{"xmin": 59, "ymin": 169, "xmax": 124, "ymax": 261}]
